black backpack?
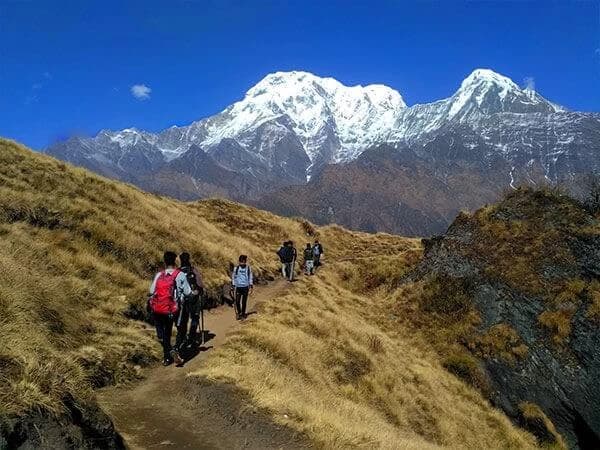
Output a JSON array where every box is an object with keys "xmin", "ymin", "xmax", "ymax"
[
  {"xmin": 304, "ymin": 248, "xmax": 314, "ymax": 260},
  {"xmin": 234, "ymin": 265, "xmax": 252, "ymax": 278},
  {"xmin": 181, "ymin": 266, "xmax": 199, "ymax": 292}
]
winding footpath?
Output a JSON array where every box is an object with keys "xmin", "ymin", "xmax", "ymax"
[{"xmin": 98, "ymin": 280, "xmax": 295, "ymax": 449}]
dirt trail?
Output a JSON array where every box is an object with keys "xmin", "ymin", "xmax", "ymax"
[{"xmin": 98, "ymin": 280, "xmax": 296, "ymax": 450}]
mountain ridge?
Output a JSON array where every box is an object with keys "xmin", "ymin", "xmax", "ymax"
[{"xmin": 45, "ymin": 68, "xmax": 600, "ymax": 235}]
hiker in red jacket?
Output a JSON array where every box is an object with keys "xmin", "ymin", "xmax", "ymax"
[{"xmin": 149, "ymin": 251, "xmax": 192, "ymax": 366}]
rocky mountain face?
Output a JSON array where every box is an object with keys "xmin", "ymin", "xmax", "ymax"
[
  {"xmin": 45, "ymin": 69, "xmax": 600, "ymax": 235},
  {"xmin": 412, "ymin": 188, "xmax": 600, "ymax": 448}
]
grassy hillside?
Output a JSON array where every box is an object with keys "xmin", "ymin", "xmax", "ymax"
[
  {"xmin": 191, "ymin": 266, "xmax": 536, "ymax": 448},
  {"xmin": 0, "ymin": 138, "xmax": 536, "ymax": 448}
]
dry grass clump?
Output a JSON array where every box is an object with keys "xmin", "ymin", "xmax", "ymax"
[
  {"xmin": 585, "ymin": 280, "xmax": 600, "ymax": 321},
  {"xmin": 419, "ymin": 274, "xmax": 473, "ymax": 318},
  {"xmin": 190, "ymin": 272, "xmax": 536, "ymax": 448},
  {"xmin": 538, "ymin": 309, "xmax": 575, "ymax": 345},
  {"xmin": 466, "ymin": 324, "xmax": 529, "ymax": 364},
  {"xmin": 518, "ymin": 402, "xmax": 567, "ymax": 449},
  {"xmin": 442, "ymin": 352, "xmax": 490, "ymax": 394},
  {"xmin": 554, "ymin": 278, "xmax": 586, "ymax": 304}
]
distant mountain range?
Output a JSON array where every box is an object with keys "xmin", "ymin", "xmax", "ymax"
[{"xmin": 46, "ymin": 69, "xmax": 600, "ymax": 235}]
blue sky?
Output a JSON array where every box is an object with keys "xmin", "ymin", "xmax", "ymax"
[{"xmin": 1, "ymin": 0, "xmax": 599, "ymax": 149}]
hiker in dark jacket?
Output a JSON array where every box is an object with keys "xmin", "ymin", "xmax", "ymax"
[
  {"xmin": 149, "ymin": 251, "xmax": 192, "ymax": 366},
  {"xmin": 280, "ymin": 240, "xmax": 297, "ymax": 281},
  {"xmin": 303, "ymin": 243, "xmax": 315, "ymax": 275},
  {"xmin": 277, "ymin": 241, "xmax": 288, "ymax": 278},
  {"xmin": 231, "ymin": 255, "xmax": 253, "ymax": 320},
  {"xmin": 313, "ymin": 240, "xmax": 324, "ymax": 268},
  {"xmin": 175, "ymin": 252, "xmax": 204, "ymax": 351}
]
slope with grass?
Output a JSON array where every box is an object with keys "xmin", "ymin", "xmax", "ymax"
[
  {"xmin": 190, "ymin": 265, "xmax": 536, "ymax": 448},
  {"xmin": 388, "ymin": 188, "xmax": 600, "ymax": 449},
  {"xmin": 1, "ymin": 138, "xmax": 538, "ymax": 449},
  {"xmin": 0, "ymin": 138, "xmax": 343, "ymax": 447}
]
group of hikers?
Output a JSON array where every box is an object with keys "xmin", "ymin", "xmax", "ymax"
[
  {"xmin": 277, "ymin": 239, "xmax": 324, "ymax": 279},
  {"xmin": 147, "ymin": 240, "xmax": 324, "ymax": 367}
]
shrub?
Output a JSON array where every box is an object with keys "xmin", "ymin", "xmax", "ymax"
[{"xmin": 442, "ymin": 352, "xmax": 490, "ymax": 393}]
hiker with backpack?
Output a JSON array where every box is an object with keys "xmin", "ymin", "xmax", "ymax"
[
  {"xmin": 313, "ymin": 240, "xmax": 324, "ymax": 269},
  {"xmin": 231, "ymin": 255, "xmax": 253, "ymax": 320},
  {"xmin": 279, "ymin": 240, "xmax": 297, "ymax": 281},
  {"xmin": 277, "ymin": 241, "xmax": 287, "ymax": 278},
  {"xmin": 303, "ymin": 243, "xmax": 315, "ymax": 275},
  {"xmin": 175, "ymin": 252, "xmax": 204, "ymax": 351},
  {"xmin": 149, "ymin": 251, "xmax": 192, "ymax": 366}
]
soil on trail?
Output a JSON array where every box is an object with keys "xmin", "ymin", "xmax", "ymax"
[{"xmin": 98, "ymin": 280, "xmax": 308, "ymax": 449}]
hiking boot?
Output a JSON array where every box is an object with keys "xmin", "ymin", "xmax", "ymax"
[{"xmin": 171, "ymin": 350, "xmax": 184, "ymax": 367}]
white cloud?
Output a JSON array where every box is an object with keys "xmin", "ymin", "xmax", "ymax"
[
  {"xmin": 131, "ymin": 84, "xmax": 152, "ymax": 100},
  {"xmin": 523, "ymin": 76, "xmax": 535, "ymax": 91}
]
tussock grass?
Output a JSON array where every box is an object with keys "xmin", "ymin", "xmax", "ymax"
[{"xmin": 518, "ymin": 402, "xmax": 567, "ymax": 449}]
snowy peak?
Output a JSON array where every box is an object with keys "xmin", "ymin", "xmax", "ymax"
[
  {"xmin": 459, "ymin": 69, "xmax": 520, "ymax": 93},
  {"xmin": 206, "ymin": 70, "xmax": 407, "ymax": 162},
  {"xmin": 246, "ymin": 71, "xmax": 406, "ymax": 109},
  {"xmin": 448, "ymin": 68, "xmax": 562, "ymax": 120}
]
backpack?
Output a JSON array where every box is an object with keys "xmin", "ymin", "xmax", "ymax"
[
  {"xmin": 276, "ymin": 247, "xmax": 286, "ymax": 263},
  {"xmin": 180, "ymin": 266, "xmax": 199, "ymax": 291},
  {"xmin": 235, "ymin": 265, "xmax": 252, "ymax": 277},
  {"xmin": 281, "ymin": 246, "xmax": 294, "ymax": 263},
  {"xmin": 304, "ymin": 248, "xmax": 314, "ymax": 260},
  {"xmin": 150, "ymin": 269, "xmax": 181, "ymax": 315}
]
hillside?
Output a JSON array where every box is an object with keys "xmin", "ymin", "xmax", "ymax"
[
  {"xmin": 0, "ymin": 138, "xmax": 538, "ymax": 448},
  {"xmin": 392, "ymin": 188, "xmax": 600, "ymax": 448},
  {"xmin": 256, "ymin": 144, "xmax": 506, "ymax": 236}
]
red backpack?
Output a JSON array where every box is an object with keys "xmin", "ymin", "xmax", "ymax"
[{"xmin": 150, "ymin": 269, "xmax": 181, "ymax": 315}]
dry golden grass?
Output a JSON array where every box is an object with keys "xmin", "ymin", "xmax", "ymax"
[
  {"xmin": 586, "ymin": 280, "xmax": 600, "ymax": 321},
  {"xmin": 466, "ymin": 324, "xmax": 529, "ymax": 365},
  {"xmin": 518, "ymin": 402, "xmax": 567, "ymax": 449},
  {"xmin": 538, "ymin": 309, "xmax": 575, "ymax": 345},
  {"xmin": 0, "ymin": 138, "xmax": 388, "ymax": 422},
  {"xmin": 190, "ymin": 266, "xmax": 536, "ymax": 449}
]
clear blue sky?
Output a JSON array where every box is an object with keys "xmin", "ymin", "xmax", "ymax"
[{"xmin": 1, "ymin": 0, "xmax": 599, "ymax": 149}]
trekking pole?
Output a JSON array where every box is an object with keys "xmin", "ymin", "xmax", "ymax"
[
  {"xmin": 200, "ymin": 293, "xmax": 205, "ymax": 345},
  {"xmin": 290, "ymin": 258, "xmax": 295, "ymax": 281}
]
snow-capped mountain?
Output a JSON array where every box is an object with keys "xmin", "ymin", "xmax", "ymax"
[{"xmin": 46, "ymin": 68, "xmax": 600, "ymax": 234}]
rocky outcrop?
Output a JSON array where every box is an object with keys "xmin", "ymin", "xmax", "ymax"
[
  {"xmin": 1, "ymin": 396, "xmax": 124, "ymax": 450},
  {"xmin": 414, "ymin": 188, "xmax": 600, "ymax": 448}
]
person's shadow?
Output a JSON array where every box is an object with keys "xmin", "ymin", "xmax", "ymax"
[{"xmin": 178, "ymin": 331, "xmax": 216, "ymax": 366}]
